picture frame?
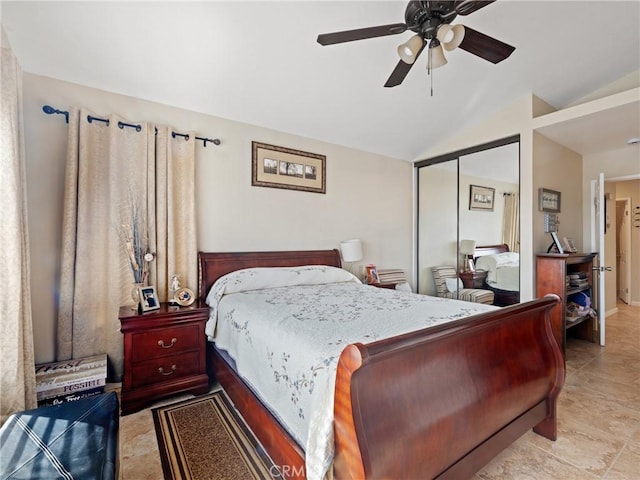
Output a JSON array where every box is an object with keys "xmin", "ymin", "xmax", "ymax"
[
  {"xmin": 366, "ymin": 265, "xmax": 380, "ymax": 284},
  {"xmin": 252, "ymin": 141, "xmax": 326, "ymax": 194},
  {"xmin": 469, "ymin": 185, "xmax": 495, "ymax": 211},
  {"xmin": 563, "ymin": 236, "xmax": 578, "ymax": 253},
  {"xmin": 139, "ymin": 285, "xmax": 160, "ymax": 312},
  {"xmin": 539, "ymin": 188, "xmax": 561, "ymax": 213},
  {"xmin": 549, "ymin": 231, "xmax": 564, "ymax": 254}
]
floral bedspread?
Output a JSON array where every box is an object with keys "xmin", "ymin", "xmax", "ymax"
[{"xmin": 205, "ymin": 266, "xmax": 497, "ymax": 480}]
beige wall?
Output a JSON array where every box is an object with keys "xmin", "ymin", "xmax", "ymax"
[
  {"xmin": 24, "ymin": 73, "xmax": 413, "ymax": 364},
  {"xmin": 532, "ymin": 132, "xmax": 584, "ymax": 253}
]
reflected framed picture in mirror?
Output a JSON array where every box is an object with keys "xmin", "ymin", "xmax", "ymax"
[{"xmin": 469, "ymin": 185, "xmax": 495, "ymax": 211}]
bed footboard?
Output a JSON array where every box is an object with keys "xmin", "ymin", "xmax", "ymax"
[{"xmin": 334, "ymin": 295, "xmax": 564, "ymax": 480}]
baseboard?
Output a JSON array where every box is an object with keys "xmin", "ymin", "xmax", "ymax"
[
  {"xmin": 605, "ymin": 308, "xmax": 619, "ymax": 317},
  {"xmin": 630, "ymin": 301, "xmax": 640, "ymax": 307}
]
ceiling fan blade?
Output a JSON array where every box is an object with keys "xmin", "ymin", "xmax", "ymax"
[
  {"xmin": 458, "ymin": 26, "xmax": 515, "ymax": 63},
  {"xmin": 384, "ymin": 44, "xmax": 426, "ymax": 88},
  {"xmin": 317, "ymin": 23, "xmax": 407, "ymax": 46},
  {"xmin": 454, "ymin": 0, "xmax": 496, "ymax": 16}
]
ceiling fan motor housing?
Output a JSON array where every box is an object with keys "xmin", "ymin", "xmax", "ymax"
[{"xmin": 405, "ymin": 1, "xmax": 457, "ymax": 39}]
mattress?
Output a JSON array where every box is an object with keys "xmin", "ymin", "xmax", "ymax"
[
  {"xmin": 475, "ymin": 252, "xmax": 520, "ymax": 291},
  {"xmin": 206, "ymin": 265, "xmax": 497, "ymax": 480}
]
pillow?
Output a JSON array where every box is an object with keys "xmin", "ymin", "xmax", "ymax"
[
  {"xmin": 205, "ymin": 265, "xmax": 361, "ymax": 339},
  {"xmin": 445, "ymin": 277, "xmax": 463, "ymax": 293}
]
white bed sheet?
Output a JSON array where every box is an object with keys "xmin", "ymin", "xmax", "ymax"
[
  {"xmin": 475, "ymin": 252, "xmax": 520, "ymax": 291},
  {"xmin": 206, "ymin": 266, "xmax": 497, "ymax": 480}
]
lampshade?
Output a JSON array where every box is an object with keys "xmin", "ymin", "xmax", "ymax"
[
  {"xmin": 437, "ymin": 24, "xmax": 465, "ymax": 51},
  {"xmin": 427, "ymin": 40, "xmax": 447, "ymax": 70},
  {"xmin": 397, "ymin": 34, "xmax": 424, "ymax": 64},
  {"xmin": 340, "ymin": 239, "xmax": 363, "ymax": 263},
  {"xmin": 459, "ymin": 239, "xmax": 477, "ymax": 256}
]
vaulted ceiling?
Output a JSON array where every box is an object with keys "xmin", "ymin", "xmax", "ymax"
[{"xmin": 2, "ymin": 1, "xmax": 639, "ymax": 161}]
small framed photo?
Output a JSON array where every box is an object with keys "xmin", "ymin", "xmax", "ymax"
[
  {"xmin": 140, "ymin": 286, "xmax": 160, "ymax": 312},
  {"xmin": 563, "ymin": 237, "xmax": 578, "ymax": 253},
  {"xmin": 539, "ymin": 188, "xmax": 561, "ymax": 213},
  {"xmin": 469, "ymin": 185, "xmax": 495, "ymax": 211},
  {"xmin": 366, "ymin": 265, "xmax": 380, "ymax": 284},
  {"xmin": 550, "ymin": 232, "xmax": 564, "ymax": 254}
]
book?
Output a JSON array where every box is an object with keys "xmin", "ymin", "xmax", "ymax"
[
  {"xmin": 37, "ymin": 378, "xmax": 106, "ymax": 400},
  {"xmin": 36, "ymin": 368, "xmax": 107, "ymax": 392},
  {"xmin": 37, "ymin": 387, "xmax": 105, "ymax": 407},
  {"xmin": 35, "ymin": 354, "xmax": 107, "ymax": 378}
]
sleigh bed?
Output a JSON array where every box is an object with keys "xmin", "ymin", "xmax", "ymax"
[{"xmin": 198, "ymin": 249, "xmax": 564, "ymax": 480}]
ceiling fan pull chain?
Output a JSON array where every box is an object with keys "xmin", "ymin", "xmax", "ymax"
[{"xmin": 428, "ymin": 47, "xmax": 434, "ymax": 96}]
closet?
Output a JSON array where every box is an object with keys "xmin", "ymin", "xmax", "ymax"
[{"xmin": 416, "ymin": 136, "xmax": 521, "ymax": 298}]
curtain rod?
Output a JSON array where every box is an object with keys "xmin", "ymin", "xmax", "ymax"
[{"xmin": 42, "ymin": 105, "xmax": 221, "ymax": 147}]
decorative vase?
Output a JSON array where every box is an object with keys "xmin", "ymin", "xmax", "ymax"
[{"xmin": 131, "ymin": 282, "xmax": 143, "ymax": 310}]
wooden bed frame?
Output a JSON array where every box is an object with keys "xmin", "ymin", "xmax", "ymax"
[
  {"xmin": 474, "ymin": 243, "xmax": 521, "ymax": 307},
  {"xmin": 198, "ymin": 250, "xmax": 564, "ymax": 480}
]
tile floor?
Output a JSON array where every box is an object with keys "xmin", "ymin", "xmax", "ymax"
[{"xmin": 118, "ymin": 302, "xmax": 639, "ymax": 479}]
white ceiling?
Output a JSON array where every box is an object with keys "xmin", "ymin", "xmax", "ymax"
[{"xmin": 2, "ymin": 1, "xmax": 639, "ymax": 161}]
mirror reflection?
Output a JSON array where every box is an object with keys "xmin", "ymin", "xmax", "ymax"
[{"xmin": 417, "ymin": 140, "xmax": 520, "ymax": 307}]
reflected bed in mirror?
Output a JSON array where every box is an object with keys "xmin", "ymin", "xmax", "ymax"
[{"xmin": 474, "ymin": 244, "xmax": 520, "ymax": 306}]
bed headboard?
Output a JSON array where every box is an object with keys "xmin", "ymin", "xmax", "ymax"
[
  {"xmin": 474, "ymin": 243, "xmax": 510, "ymax": 259},
  {"xmin": 197, "ymin": 249, "xmax": 342, "ymax": 299}
]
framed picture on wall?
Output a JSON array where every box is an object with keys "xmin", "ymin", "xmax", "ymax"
[
  {"xmin": 539, "ymin": 188, "xmax": 561, "ymax": 213},
  {"xmin": 469, "ymin": 185, "xmax": 495, "ymax": 211},
  {"xmin": 251, "ymin": 141, "xmax": 326, "ymax": 194}
]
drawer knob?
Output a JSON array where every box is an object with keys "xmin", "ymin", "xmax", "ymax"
[
  {"xmin": 158, "ymin": 365, "xmax": 177, "ymax": 376},
  {"xmin": 158, "ymin": 338, "xmax": 177, "ymax": 349}
]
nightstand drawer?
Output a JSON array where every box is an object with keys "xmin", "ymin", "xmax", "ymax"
[
  {"xmin": 130, "ymin": 351, "xmax": 201, "ymax": 388},
  {"xmin": 130, "ymin": 323, "xmax": 201, "ymax": 362}
]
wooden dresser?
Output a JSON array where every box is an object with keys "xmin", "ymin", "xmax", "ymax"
[{"xmin": 118, "ymin": 301, "xmax": 210, "ymax": 415}]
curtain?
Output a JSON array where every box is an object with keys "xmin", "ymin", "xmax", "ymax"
[
  {"xmin": 502, "ymin": 193, "xmax": 520, "ymax": 253},
  {"xmin": 57, "ymin": 112, "xmax": 197, "ymax": 380},
  {"xmin": 1, "ymin": 31, "xmax": 37, "ymax": 421}
]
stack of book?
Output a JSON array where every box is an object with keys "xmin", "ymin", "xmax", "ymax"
[
  {"xmin": 376, "ymin": 269, "xmax": 407, "ymax": 285},
  {"xmin": 36, "ymin": 354, "xmax": 107, "ymax": 407},
  {"xmin": 567, "ymin": 272, "xmax": 588, "ymax": 289}
]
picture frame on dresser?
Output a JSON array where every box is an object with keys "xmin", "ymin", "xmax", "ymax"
[{"xmin": 139, "ymin": 286, "xmax": 160, "ymax": 312}]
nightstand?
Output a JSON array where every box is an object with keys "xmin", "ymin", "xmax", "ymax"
[
  {"xmin": 459, "ymin": 270, "xmax": 488, "ymax": 289},
  {"xmin": 118, "ymin": 301, "xmax": 210, "ymax": 415}
]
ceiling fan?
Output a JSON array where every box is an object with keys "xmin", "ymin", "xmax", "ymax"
[{"xmin": 317, "ymin": 0, "xmax": 515, "ymax": 89}]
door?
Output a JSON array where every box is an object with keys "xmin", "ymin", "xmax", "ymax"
[
  {"xmin": 616, "ymin": 198, "xmax": 631, "ymax": 304},
  {"xmin": 590, "ymin": 173, "xmax": 608, "ymax": 346}
]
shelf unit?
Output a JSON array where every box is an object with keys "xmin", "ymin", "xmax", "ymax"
[{"xmin": 536, "ymin": 252, "xmax": 599, "ymax": 355}]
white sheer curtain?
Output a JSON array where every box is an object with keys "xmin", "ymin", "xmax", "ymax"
[
  {"xmin": 57, "ymin": 111, "xmax": 196, "ymax": 380},
  {"xmin": 502, "ymin": 192, "xmax": 520, "ymax": 253},
  {"xmin": 0, "ymin": 29, "xmax": 37, "ymax": 421}
]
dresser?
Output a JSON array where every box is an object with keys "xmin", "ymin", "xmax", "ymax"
[{"xmin": 119, "ymin": 301, "xmax": 210, "ymax": 415}]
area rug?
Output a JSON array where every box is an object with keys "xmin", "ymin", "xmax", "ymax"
[{"xmin": 152, "ymin": 391, "xmax": 278, "ymax": 480}]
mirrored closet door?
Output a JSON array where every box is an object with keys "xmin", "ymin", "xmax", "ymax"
[{"xmin": 416, "ymin": 137, "xmax": 520, "ymax": 305}]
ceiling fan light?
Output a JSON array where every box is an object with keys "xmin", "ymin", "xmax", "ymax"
[
  {"xmin": 397, "ymin": 34, "xmax": 423, "ymax": 64},
  {"xmin": 442, "ymin": 24, "xmax": 465, "ymax": 51},
  {"xmin": 436, "ymin": 24, "xmax": 454, "ymax": 44},
  {"xmin": 428, "ymin": 42, "xmax": 447, "ymax": 70}
]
